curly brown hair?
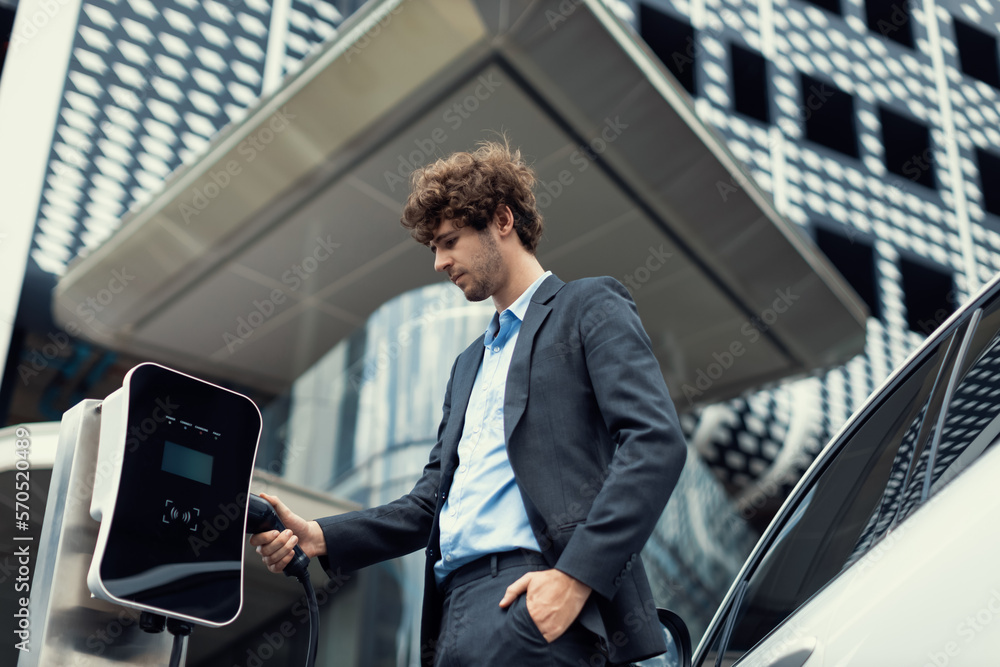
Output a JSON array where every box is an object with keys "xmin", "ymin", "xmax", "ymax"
[{"xmin": 400, "ymin": 140, "xmax": 544, "ymax": 253}]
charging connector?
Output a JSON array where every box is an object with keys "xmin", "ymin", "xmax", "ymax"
[
  {"xmin": 246, "ymin": 494, "xmax": 310, "ymax": 580},
  {"xmin": 246, "ymin": 494, "xmax": 318, "ymax": 667}
]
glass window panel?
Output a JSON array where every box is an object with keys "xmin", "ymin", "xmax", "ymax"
[{"xmin": 896, "ymin": 298, "xmax": 1000, "ymax": 519}]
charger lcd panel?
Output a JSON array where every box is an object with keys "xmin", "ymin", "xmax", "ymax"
[
  {"xmin": 88, "ymin": 363, "xmax": 261, "ymax": 626},
  {"xmin": 162, "ymin": 441, "xmax": 214, "ymax": 485}
]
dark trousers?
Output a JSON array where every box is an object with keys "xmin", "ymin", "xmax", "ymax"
[{"xmin": 434, "ymin": 551, "xmax": 608, "ymax": 667}]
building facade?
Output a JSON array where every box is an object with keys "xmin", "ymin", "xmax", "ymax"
[{"xmin": 629, "ymin": 0, "xmax": 1000, "ymax": 525}]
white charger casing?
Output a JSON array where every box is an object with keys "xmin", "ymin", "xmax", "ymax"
[{"xmin": 86, "ymin": 363, "xmax": 261, "ymax": 627}]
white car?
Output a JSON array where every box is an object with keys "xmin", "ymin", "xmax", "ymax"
[{"xmin": 657, "ymin": 271, "xmax": 1000, "ymax": 667}]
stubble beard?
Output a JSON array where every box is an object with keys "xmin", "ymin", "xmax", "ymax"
[{"xmin": 459, "ymin": 230, "xmax": 504, "ymax": 303}]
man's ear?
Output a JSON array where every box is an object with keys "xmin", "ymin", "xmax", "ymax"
[{"xmin": 493, "ymin": 205, "xmax": 515, "ymax": 239}]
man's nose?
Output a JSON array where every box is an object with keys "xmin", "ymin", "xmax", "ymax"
[{"xmin": 434, "ymin": 251, "xmax": 451, "ymax": 273}]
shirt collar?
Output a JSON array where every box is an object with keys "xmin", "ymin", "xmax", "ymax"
[{"xmin": 484, "ymin": 271, "xmax": 552, "ymax": 347}]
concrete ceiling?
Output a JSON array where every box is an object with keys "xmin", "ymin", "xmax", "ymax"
[{"xmin": 53, "ymin": 0, "xmax": 867, "ymax": 405}]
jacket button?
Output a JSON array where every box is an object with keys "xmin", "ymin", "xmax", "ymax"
[
  {"xmin": 625, "ymin": 561, "xmax": 632, "ymax": 571},
  {"xmin": 614, "ymin": 576, "xmax": 622, "ymax": 586},
  {"xmin": 630, "ymin": 553, "xmax": 637, "ymax": 562},
  {"xmin": 427, "ymin": 548, "xmax": 435, "ymax": 557}
]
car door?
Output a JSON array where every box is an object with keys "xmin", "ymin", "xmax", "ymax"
[{"xmin": 693, "ymin": 277, "xmax": 1000, "ymax": 667}]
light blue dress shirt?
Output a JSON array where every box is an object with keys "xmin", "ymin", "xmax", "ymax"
[{"xmin": 434, "ymin": 271, "xmax": 552, "ymax": 584}]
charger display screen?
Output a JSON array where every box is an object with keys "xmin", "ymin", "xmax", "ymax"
[{"xmin": 161, "ymin": 440, "xmax": 213, "ymax": 485}]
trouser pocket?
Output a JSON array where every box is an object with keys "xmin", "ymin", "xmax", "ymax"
[{"xmin": 507, "ymin": 594, "xmax": 549, "ymax": 647}]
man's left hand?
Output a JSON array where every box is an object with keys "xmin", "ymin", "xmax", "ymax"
[{"xmin": 498, "ymin": 569, "xmax": 592, "ymax": 642}]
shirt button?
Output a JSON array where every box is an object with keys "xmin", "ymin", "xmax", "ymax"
[
  {"xmin": 459, "ymin": 465, "xmax": 467, "ymax": 473},
  {"xmin": 445, "ymin": 554, "xmax": 453, "ymax": 562},
  {"xmin": 449, "ymin": 509, "xmax": 456, "ymax": 516},
  {"xmin": 473, "ymin": 425, "xmax": 480, "ymax": 433},
  {"xmin": 493, "ymin": 346, "xmax": 500, "ymax": 352}
]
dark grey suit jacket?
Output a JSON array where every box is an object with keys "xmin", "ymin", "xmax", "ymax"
[{"xmin": 318, "ymin": 275, "xmax": 687, "ymax": 665}]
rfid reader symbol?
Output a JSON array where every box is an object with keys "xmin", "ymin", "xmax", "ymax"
[{"xmin": 163, "ymin": 499, "xmax": 201, "ymax": 531}]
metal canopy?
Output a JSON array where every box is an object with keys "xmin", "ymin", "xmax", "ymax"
[{"xmin": 53, "ymin": 0, "xmax": 867, "ymax": 405}]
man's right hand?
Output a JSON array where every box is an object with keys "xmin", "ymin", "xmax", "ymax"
[{"xmin": 248, "ymin": 492, "xmax": 327, "ymax": 574}]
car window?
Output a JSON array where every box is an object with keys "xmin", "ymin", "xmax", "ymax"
[
  {"xmin": 697, "ymin": 329, "xmax": 956, "ymax": 667},
  {"xmin": 894, "ymin": 298, "xmax": 1000, "ymax": 522},
  {"xmin": 841, "ymin": 329, "xmax": 961, "ymax": 562}
]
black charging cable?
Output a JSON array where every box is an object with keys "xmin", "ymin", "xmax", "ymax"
[
  {"xmin": 247, "ymin": 493, "xmax": 319, "ymax": 667},
  {"xmin": 139, "ymin": 612, "xmax": 190, "ymax": 667},
  {"xmin": 166, "ymin": 618, "xmax": 193, "ymax": 667}
]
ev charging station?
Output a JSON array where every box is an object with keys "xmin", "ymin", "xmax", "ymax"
[
  {"xmin": 87, "ymin": 363, "xmax": 261, "ymax": 628},
  {"xmin": 18, "ymin": 363, "xmax": 319, "ymax": 667}
]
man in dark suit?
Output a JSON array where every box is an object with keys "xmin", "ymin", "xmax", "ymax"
[{"xmin": 251, "ymin": 141, "xmax": 687, "ymax": 666}]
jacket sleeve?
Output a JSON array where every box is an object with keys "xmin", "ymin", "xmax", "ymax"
[
  {"xmin": 316, "ymin": 357, "xmax": 456, "ymax": 575},
  {"xmin": 553, "ymin": 277, "xmax": 687, "ymax": 600}
]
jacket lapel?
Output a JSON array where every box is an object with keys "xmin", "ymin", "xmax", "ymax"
[
  {"xmin": 441, "ymin": 336, "xmax": 483, "ymax": 472},
  {"xmin": 504, "ymin": 275, "xmax": 564, "ymax": 445}
]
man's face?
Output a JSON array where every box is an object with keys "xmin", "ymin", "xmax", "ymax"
[{"xmin": 430, "ymin": 217, "xmax": 504, "ymax": 303}]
